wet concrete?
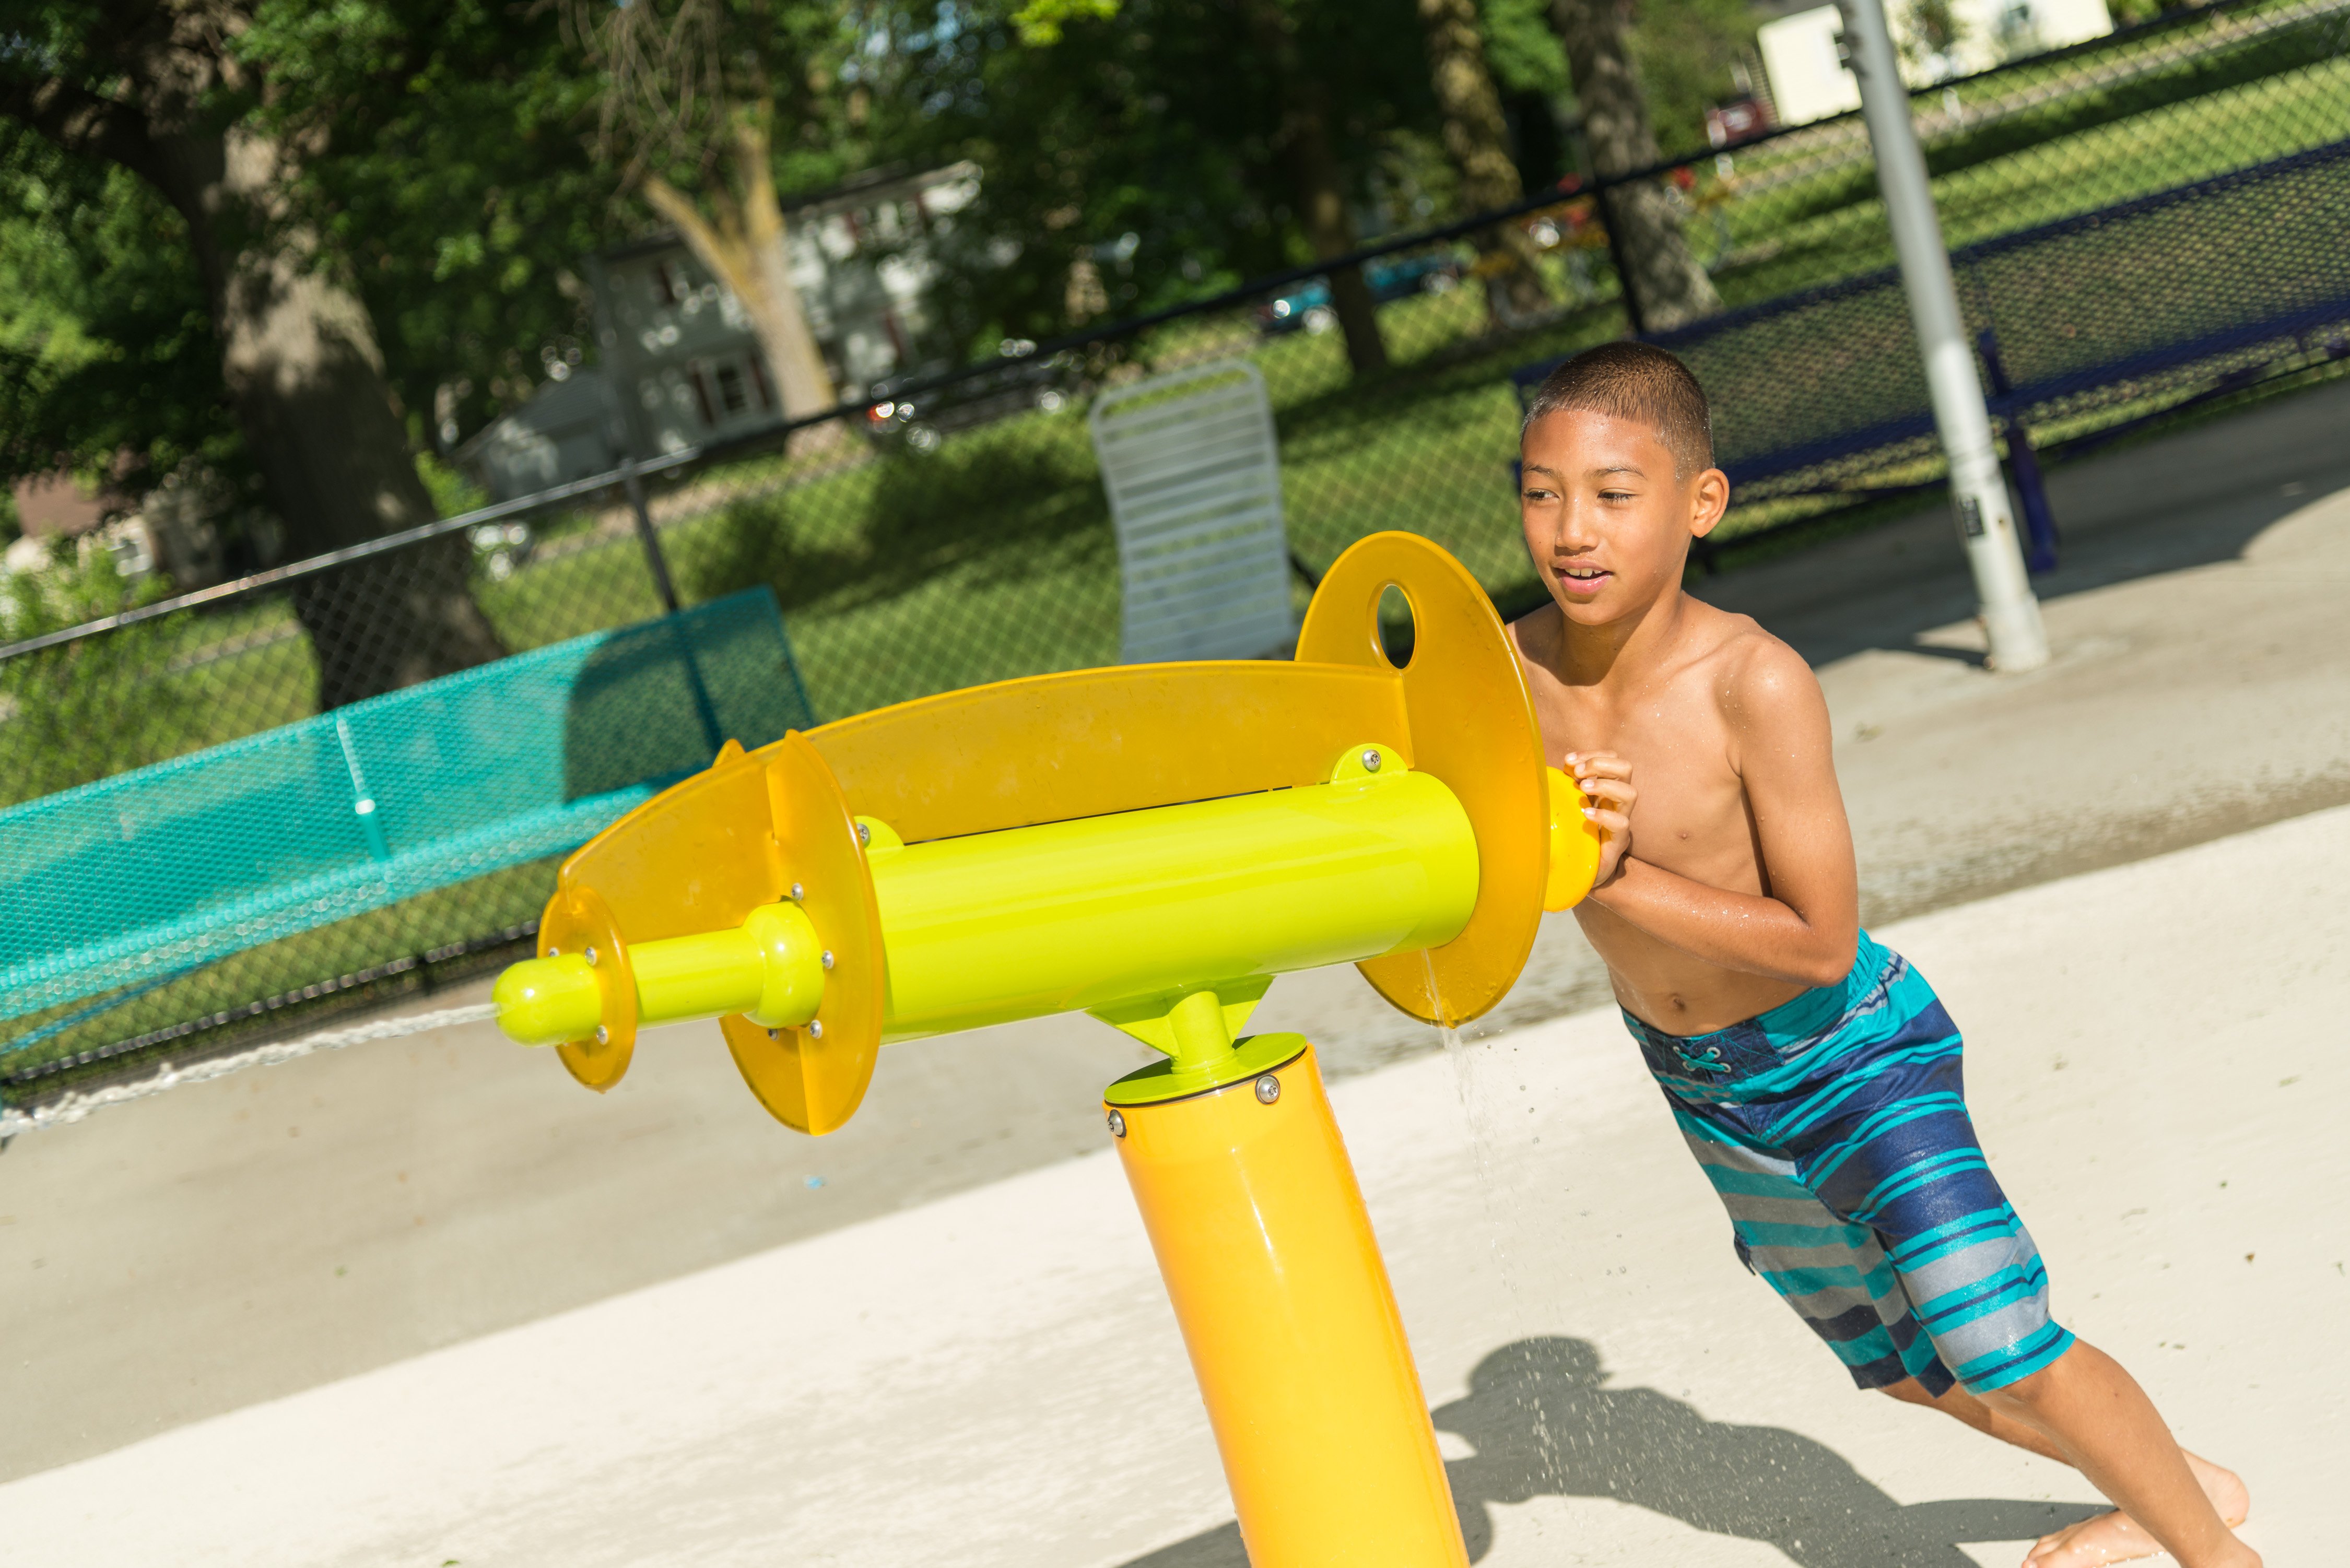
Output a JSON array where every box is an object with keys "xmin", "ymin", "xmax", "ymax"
[{"xmin": 7, "ymin": 803, "xmax": 2343, "ymax": 1565}]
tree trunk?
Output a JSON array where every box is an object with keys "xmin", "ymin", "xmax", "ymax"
[
  {"xmin": 288, "ymin": 539, "xmax": 508, "ymax": 710},
  {"xmin": 1547, "ymin": 0, "xmax": 1721, "ymax": 331},
  {"xmin": 1417, "ymin": 0, "xmax": 1553, "ymax": 328},
  {"xmin": 1245, "ymin": 2, "xmax": 1388, "ymax": 375},
  {"xmin": 169, "ymin": 128, "xmax": 509, "ymax": 708},
  {"xmin": 643, "ymin": 118, "xmax": 842, "ymax": 451},
  {"xmin": 2, "ymin": 11, "xmax": 507, "ymax": 710}
]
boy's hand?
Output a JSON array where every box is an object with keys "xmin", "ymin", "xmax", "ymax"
[{"xmin": 1566, "ymin": 750, "xmax": 1636, "ymax": 888}]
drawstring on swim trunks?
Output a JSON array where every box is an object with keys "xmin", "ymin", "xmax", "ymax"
[{"xmin": 1674, "ymin": 1041, "xmax": 1731, "ymax": 1075}]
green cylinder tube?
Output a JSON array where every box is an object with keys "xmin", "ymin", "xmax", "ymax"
[
  {"xmin": 495, "ymin": 769, "xmax": 1476, "ymax": 1050},
  {"xmin": 495, "ymin": 901, "xmax": 826, "ymax": 1046},
  {"xmin": 870, "ymin": 769, "xmax": 1477, "ymax": 1041}
]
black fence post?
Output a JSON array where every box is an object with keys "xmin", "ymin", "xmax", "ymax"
[
  {"xmin": 588, "ymin": 249, "xmax": 685, "ymax": 616},
  {"xmin": 1975, "ymin": 328, "xmax": 2060, "ymax": 573},
  {"xmin": 618, "ymin": 453, "xmax": 683, "ymax": 614},
  {"xmin": 616, "ymin": 456, "xmax": 725, "ymax": 753}
]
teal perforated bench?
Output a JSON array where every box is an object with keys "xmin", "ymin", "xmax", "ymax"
[{"xmin": 0, "ymin": 588, "xmax": 812, "ymax": 1023}]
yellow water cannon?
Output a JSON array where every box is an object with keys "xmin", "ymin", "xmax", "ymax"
[{"xmin": 492, "ymin": 532, "xmax": 1600, "ymax": 1566}]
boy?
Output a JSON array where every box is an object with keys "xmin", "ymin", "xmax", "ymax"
[{"xmin": 1513, "ymin": 342, "xmax": 2255, "ymax": 1568}]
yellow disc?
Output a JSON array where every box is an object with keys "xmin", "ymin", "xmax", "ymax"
[
  {"xmin": 1296, "ymin": 532, "xmax": 1549, "ymax": 1027},
  {"xmin": 541, "ymin": 884, "xmax": 638, "ymax": 1092},
  {"xmin": 720, "ymin": 733, "xmax": 888, "ymax": 1135}
]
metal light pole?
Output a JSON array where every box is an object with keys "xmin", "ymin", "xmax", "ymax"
[{"xmin": 1840, "ymin": 0, "xmax": 2049, "ymax": 671}]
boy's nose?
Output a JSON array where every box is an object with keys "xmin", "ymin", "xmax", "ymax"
[{"xmin": 1555, "ymin": 501, "xmax": 1604, "ymax": 551}]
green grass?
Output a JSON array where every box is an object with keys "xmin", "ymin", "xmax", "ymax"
[{"xmin": 1697, "ymin": 9, "xmax": 2350, "ymax": 303}]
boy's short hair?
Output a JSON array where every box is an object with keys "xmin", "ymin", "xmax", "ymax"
[{"xmin": 1522, "ymin": 342, "xmax": 1715, "ymax": 479}]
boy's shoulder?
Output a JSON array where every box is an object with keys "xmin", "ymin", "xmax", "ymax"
[
  {"xmin": 1676, "ymin": 600, "xmax": 1829, "ymax": 750},
  {"xmin": 1680, "ymin": 598, "xmax": 1810, "ymax": 693},
  {"xmin": 1509, "ymin": 595, "xmax": 1819, "ymax": 720},
  {"xmin": 1677, "ymin": 600, "xmax": 1820, "ymax": 725}
]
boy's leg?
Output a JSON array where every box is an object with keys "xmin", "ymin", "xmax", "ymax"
[
  {"xmin": 1762, "ymin": 986, "xmax": 2252, "ymax": 1566},
  {"xmin": 1878, "ymin": 1374, "xmax": 2068, "ymax": 1461},
  {"xmin": 1975, "ymin": 1339, "xmax": 2256, "ymax": 1568},
  {"xmin": 1878, "ymin": 1373, "xmax": 2251, "ymax": 1556},
  {"xmin": 1857, "ymin": 1164, "xmax": 2255, "ymax": 1564}
]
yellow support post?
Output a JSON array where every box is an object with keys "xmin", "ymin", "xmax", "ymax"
[
  {"xmin": 486, "ymin": 533, "xmax": 1607, "ymax": 1562},
  {"xmin": 1111, "ymin": 1041, "xmax": 1467, "ymax": 1568}
]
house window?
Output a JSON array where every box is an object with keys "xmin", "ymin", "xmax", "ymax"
[{"xmin": 715, "ymin": 362, "xmax": 750, "ymax": 414}]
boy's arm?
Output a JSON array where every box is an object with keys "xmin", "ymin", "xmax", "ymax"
[{"xmin": 1581, "ymin": 643, "xmax": 1860, "ymax": 988}]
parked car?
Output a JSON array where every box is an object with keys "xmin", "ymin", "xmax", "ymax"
[
  {"xmin": 859, "ymin": 345, "xmax": 1085, "ymax": 452},
  {"xmin": 1252, "ymin": 253, "xmax": 1461, "ymax": 336}
]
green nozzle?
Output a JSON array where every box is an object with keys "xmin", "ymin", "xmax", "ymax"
[
  {"xmin": 493, "ymin": 901, "xmax": 829, "ymax": 1048},
  {"xmin": 494, "ymin": 953, "xmax": 603, "ymax": 1047}
]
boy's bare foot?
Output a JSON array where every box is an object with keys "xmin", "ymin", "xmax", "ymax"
[{"xmin": 2023, "ymin": 1454, "xmax": 2251, "ymax": 1566}]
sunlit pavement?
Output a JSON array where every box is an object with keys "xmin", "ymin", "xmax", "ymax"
[{"xmin": 6, "ymin": 801, "xmax": 2343, "ymax": 1567}]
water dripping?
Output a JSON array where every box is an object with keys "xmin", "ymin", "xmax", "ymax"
[{"xmin": 1425, "ymin": 953, "xmax": 1567, "ymax": 1499}]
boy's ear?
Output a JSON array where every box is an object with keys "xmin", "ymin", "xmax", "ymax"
[{"xmin": 1688, "ymin": 468, "xmax": 1731, "ymax": 539}]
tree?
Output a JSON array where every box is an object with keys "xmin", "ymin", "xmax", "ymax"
[
  {"xmin": 0, "ymin": 1, "xmax": 506, "ymax": 708},
  {"xmin": 850, "ymin": 0, "xmax": 1297, "ymax": 345},
  {"xmin": 0, "ymin": 131, "xmax": 238, "ymax": 502},
  {"xmin": 1241, "ymin": 0, "xmax": 1388, "ymax": 373},
  {"xmin": 854, "ymin": 0, "xmax": 1432, "ymax": 376},
  {"xmin": 563, "ymin": 0, "xmax": 847, "ymax": 429},
  {"xmin": 1480, "ymin": 0, "xmax": 1574, "ymax": 187},
  {"xmin": 1626, "ymin": 0, "xmax": 1762, "ymax": 154},
  {"xmin": 1417, "ymin": 0, "xmax": 1552, "ymax": 327},
  {"xmin": 273, "ymin": 0, "xmax": 621, "ymax": 457},
  {"xmin": 1896, "ymin": 0, "xmax": 1971, "ymax": 77},
  {"xmin": 1547, "ymin": 0, "xmax": 1721, "ymax": 330}
]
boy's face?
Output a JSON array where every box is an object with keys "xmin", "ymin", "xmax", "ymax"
[{"xmin": 1519, "ymin": 409, "xmax": 1729, "ymax": 629}]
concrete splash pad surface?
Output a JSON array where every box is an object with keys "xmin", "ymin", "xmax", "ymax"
[{"xmin": 7, "ymin": 805, "xmax": 2345, "ymax": 1566}]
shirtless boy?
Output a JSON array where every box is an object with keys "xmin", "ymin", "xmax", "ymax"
[{"xmin": 1512, "ymin": 342, "xmax": 2255, "ymax": 1568}]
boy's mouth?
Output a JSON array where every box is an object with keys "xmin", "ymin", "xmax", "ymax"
[{"xmin": 1555, "ymin": 564, "xmax": 1611, "ymax": 598}]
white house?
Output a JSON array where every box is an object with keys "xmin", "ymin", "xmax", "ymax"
[
  {"xmin": 1758, "ymin": 0, "xmax": 2115, "ymax": 126},
  {"xmin": 457, "ymin": 163, "xmax": 983, "ymax": 500}
]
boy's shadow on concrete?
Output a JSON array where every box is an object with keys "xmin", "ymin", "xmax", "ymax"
[{"xmin": 1123, "ymin": 1337, "xmax": 2104, "ymax": 1567}]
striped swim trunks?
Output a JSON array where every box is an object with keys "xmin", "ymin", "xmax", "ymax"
[{"xmin": 1624, "ymin": 934, "xmax": 2074, "ymax": 1396}]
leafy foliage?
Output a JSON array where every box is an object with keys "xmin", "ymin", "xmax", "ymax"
[
  {"xmin": 841, "ymin": 0, "xmax": 1442, "ymax": 351},
  {"xmin": 0, "ymin": 130, "xmax": 238, "ymax": 489},
  {"xmin": 1483, "ymin": 0, "xmax": 1573, "ymax": 97},
  {"xmin": 0, "ymin": 0, "xmax": 1725, "ymax": 489},
  {"xmin": 1627, "ymin": 0, "xmax": 1760, "ymax": 155},
  {"xmin": 238, "ymin": 0, "xmax": 629, "ymax": 450},
  {"xmin": 0, "ymin": 546, "xmax": 180, "ymax": 802}
]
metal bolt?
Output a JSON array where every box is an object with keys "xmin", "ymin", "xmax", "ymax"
[
  {"xmin": 808, "ymin": 1019, "xmax": 825, "ymax": 1040},
  {"xmin": 1360, "ymin": 748, "xmax": 1382, "ymax": 773},
  {"xmin": 1107, "ymin": 1109, "xmax": 1127, "ymax": 1138},
  {"xmin": 1255, "ymin": 1074, "xmax": 1281, "ymax": 1104},
  {"xmin": 594, "ymin": 1025, "xmax": 609, "ymax": 1045},
  {"xmin": 768, "ymin": 1028, "xmax": 780, "ymax": 1040},
  {"xmin": 584, "ymin": 945, "xmax": 598, "ymax": 966},
  {"xmin": 820, "ymin": 950, "xmax": 836, "ymax": 971},
  {"xmin": 790, "ymin": 882, "xmax": 806, "ymax": 902},
  {"xmin": 856, "ymin": 822, "xmax": 871, "ymax": 847},
  {"xmin": 546, "ymin": 945, "xmax": 560, "ymax": 957}
]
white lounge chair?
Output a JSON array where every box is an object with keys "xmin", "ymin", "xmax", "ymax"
[{"xmin": 1088, "ymin": 360, "xmax": 1298, "ymax": 663}]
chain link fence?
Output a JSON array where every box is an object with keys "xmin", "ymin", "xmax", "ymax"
[{"xmin": 4, "ymin": 0, "xmax": 2345, "ymax": 1093}]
